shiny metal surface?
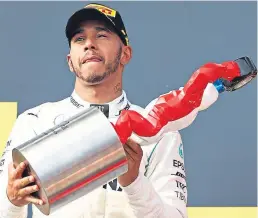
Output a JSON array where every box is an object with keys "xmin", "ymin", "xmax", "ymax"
[{"xmin": 12, "ymin": 107, "xmax": 127, "ymax": 215}]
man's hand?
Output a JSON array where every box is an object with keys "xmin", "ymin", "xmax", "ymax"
[
  {"xmin": 6, "ymin": 161, "xmax": 44, "ymax": 207},
  {"xmin": 118, "ymin": 138, "xmax": 143, "ymax": 187}
]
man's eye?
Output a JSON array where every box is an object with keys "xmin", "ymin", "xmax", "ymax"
[
  {"xmin": 97, "ymin": 34, "xmax": 107, "ymax": 38},
  {"xmin": 75, "ymin": 37, "xmax": 85, "ymax": 42}
]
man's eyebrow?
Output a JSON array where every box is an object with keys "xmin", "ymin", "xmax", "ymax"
[
  {"xmin": 95, "ymin": 26, "xmax": 112, "ymax": 33},
  {"xmin": 72, "ymin": 28, "xmax": 84, "ymax": 37},
  {"xmin": 71, "ymin": 26, "xmax": 112, "ymax": 39}
]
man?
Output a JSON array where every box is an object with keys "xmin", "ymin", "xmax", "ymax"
[{"xmin": 0, "ymin": 3, "xmax": 188, "ymax": 218}]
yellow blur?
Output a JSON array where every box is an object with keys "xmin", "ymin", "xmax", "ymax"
[
  {"xmin": 187, "ymin": 207, "xmax": 257, "ymax": 218},
  {"xmin": 0, "ymin": 102, "xmax": 17, "ymax": 156}
]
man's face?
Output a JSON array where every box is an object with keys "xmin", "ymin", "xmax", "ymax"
[{"xmin": 67, "ymin": 20, "xmax": 126, "ymax": 85}]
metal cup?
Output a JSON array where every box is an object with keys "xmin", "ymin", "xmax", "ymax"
[{"xmin": 12, "ymin": 107, "xmax": 127, "ymax": 215}]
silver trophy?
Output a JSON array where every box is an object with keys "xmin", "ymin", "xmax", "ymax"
[{"xmin": 12, "ymin": 107, "xmax": 127, "ymax": 215}]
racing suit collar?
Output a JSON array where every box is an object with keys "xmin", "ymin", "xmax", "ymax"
[{"xmin": 70, "ymin": 90, "xmax": 130, "ymax": 117}]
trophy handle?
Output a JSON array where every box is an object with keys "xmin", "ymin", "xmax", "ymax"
[{"xmin": 221, "ymin": 56, "xmax": 257, "ymax": 92}]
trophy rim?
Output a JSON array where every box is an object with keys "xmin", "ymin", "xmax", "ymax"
[{"xmin": 12, "ymin": 148, "xmax": 51, "ymax": 215}]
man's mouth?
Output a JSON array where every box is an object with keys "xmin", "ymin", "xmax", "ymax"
[{"xmin": 83, "ymin": 56, "xmax": 102, "ymax": 64}]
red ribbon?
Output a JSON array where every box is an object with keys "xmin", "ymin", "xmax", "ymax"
[{"xmin": 113, "ymin": 61, "xmax": 240, "ymax": 144}]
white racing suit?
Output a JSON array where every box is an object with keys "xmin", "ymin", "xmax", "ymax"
[{"xmin": 0, "ymin": 85, "xmax": 218, "ymax": 218}]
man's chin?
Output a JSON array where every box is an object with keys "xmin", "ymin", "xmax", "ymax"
[{"xmin": 79, "ymin": 74, "xmax": 109, "ymax": 86}]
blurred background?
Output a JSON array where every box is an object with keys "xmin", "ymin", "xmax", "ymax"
[{"xmin": 0, "ymin": 1, "xmax": 256, "ymax": 217}]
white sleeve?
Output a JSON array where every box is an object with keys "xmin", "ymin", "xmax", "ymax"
[
  {"xmin": 123, "ymin": 131, "xmax": 187, "ymax": 218},
  {"xmin": 0, "ymin": 113, "xmax": 38, "ymax": 218}
]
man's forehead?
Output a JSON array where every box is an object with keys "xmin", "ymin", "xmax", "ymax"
[
  {"xmin": 76, "ymin": 20, "xmax": 114, "ymax": 31},
  {"xmin": 68, "ymin": 19, "xmax": 122, "ymax": 46}
]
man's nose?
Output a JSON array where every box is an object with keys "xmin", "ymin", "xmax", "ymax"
[{"xmin": 84, "ymin": 38, "xmax": 96, "ymax": 51}]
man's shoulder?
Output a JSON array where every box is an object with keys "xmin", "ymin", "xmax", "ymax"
[
  {"xmin": 128, "ymin": 102, "xmax": 145, "ymax": 113},
  {"xmin": 18, "ymin": 96, "xmax": 71, "ymax": 119},
  {"xmin": 141, "ymin": 130, "xmax": 181, "ymax": 152}
]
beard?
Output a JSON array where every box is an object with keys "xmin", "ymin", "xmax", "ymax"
[{"xmin": 74, "ymin": 45, "xmax": 122, "ymax": 84}]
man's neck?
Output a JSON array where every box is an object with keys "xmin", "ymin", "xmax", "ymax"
[{"xmin": 74, "ymin": 80, "xmax": 123, "ymax": 104}]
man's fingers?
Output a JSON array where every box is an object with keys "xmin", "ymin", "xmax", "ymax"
[
  {"xmin": 24, "ymin": 195, "xmax": 44, "ymax": 205},
  {"xmin": 13, "ymin": 162, "xmax": 27, "ymax": 179},
  {"xmin": 17, "ymin": 185, "xmax": 39, "ymax": 197},
  {"xmin": 15, "ymin": 176, "xmax": 35, "ymax": 189},
  {"xmin": 123, "ymin": 145, "xmax": 136, "ymax": 161},
  {"xmin": 125, "ymin": 139, "xmax": 143, "ymax": 155}
]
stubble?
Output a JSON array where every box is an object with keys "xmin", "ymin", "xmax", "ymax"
[{"xmin": 75, "ymin": 45, "xmax": 122, "ymax": 84}]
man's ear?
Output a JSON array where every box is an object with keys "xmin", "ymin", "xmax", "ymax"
[
  {"xmin": 120, "ymin": 45, "xmax": 132, "ymax": 66},
  {"xmin": 67, "ymin": 54, "xmax": 74, "ymax": 72}
]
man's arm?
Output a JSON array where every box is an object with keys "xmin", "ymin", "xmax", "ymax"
[
  {"xmin": 0, "ymin": 113, "xmax": 38, "ymax": 218},
  {"xmin": 122, "ymin": 131, "xmax": 187, "ymax": 218}
]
